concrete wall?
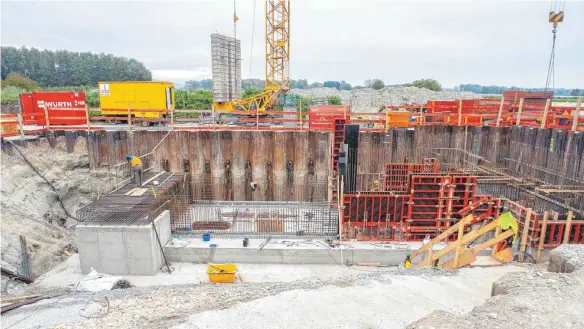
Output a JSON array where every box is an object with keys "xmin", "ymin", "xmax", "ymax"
[
  {"xmin": 164, "ymin": 245, "xmax": 408, "ymax": 266},
  {"xmin": 76, "ymin": 210, "xmax": 171, "ymax": 275}
]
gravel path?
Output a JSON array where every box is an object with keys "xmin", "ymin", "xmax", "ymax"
[{"xmin": 2, "ymin": 266, "xmax": 522, "ymax": 329}]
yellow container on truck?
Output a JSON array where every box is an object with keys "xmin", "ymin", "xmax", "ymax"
[{"xmin": 98, "ymin": 81, "xmax": 174, "ymax": 119}]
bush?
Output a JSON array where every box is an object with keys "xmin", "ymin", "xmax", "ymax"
[
  {"xmin": 371, "ymin": 79, "xmax": 384, "ymax": 90},
  {"xmin": 175, "ymin": 90, "xmax": 213, "ymax": 109},
  {"xmin": 407, "ymin": 79, "xmax": 442, "ymax": 91},
  {"xmin": 86, "ymin": 89, "xmax": 100, "ymax": 107},
  {"xmin": 327, "ymin": 95, "xmax": 342, "ymax": 105},
  {"xmin": 1, "ymin": 73, "xmax": 38, "ymax": 91},
  {"xmin": 1, "ymin": 86, "xmax": 27, "ymax": 103}
]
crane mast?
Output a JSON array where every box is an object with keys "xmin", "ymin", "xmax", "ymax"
[
  {"xmin": 213, "ymin": 0, "xmax": 290, "ymax": 113},
  {"xmin": 265, "ymin": 0, "xmax": 290, "ymax": 98}
]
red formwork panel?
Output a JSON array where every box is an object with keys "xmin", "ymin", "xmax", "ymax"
[
  {"xmin": 533, "ymin": 220, "xmax": 584, "ymax": 248},
  {"xmin": 383, "ymin": 159, "xmax": 440, "ymax": 192},
  {"xmin": 342, "ymin": 194, "xmax": 407, "ymax": 241},
  {"xmin": 405, "ymin": 175, "xmax": 447, "ymax": 241},
  {"xmin": 384, "ymin": 163, "xmax": 411, "ymax": 192},
  {"xmin": 449, "ymin": 175, "xmax": 477, "ymax": 223}
]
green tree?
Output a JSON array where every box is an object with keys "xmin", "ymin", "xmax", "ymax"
[
  {"xmin": 242, "ymin": 88, "xmax": 264, "ymax": 99},
  {"xmin": 308, "ymin": 82, "xmax": 323, "ymax": 88},
  {"xmin": 327, "ymin": 95, "xmax": 342, "ymax": 105},
  {"xmin": 409, "ymin": 79, "xmax": 441, "ymax": 91},
  {"xmin": 339, "ymin": 81, "xmax": 352, "ymax": 90},
  {"xmin": 371, "ymin": 79, "xmax": 384, "ymax": 90},
  {"xmin": 0, "ymin": 46, "xmax": 152, "ymax": 87}
]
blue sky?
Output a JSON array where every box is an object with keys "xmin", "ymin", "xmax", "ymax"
[{"xmin": 1, "ymin": 0, "xmax": 582, "ymax": 88}]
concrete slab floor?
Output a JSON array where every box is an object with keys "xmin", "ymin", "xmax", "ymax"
[{"xmin": 29, "ymin": 254, "xmax": 386, "ymax": 292}]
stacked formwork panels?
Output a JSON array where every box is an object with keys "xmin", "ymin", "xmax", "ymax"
[{"xmin": 211, "ymin": 33, "xmax": 241, "ymax": 102}]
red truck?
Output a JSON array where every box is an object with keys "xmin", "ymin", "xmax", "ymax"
[{"xmin": 19, "ymin": 91, "xmax": 87, "ymax": 125}]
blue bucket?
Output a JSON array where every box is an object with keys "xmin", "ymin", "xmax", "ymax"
[{"xmin": 202, "ymin": 233, "xmax": 211, "ymax": 242}]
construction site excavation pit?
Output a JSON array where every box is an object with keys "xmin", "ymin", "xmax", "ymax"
[{"xmin": 1, "ymin": 123, "xmax": 583, "ymax": 329}]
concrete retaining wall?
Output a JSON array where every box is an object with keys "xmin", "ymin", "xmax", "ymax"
[
  {"xmin": 76, "ymin": 210, "xmax": 171, "ymax": 275},
  {"xmin": 164, "ymin": 245, "xmax": 408, "ymax": 266}
]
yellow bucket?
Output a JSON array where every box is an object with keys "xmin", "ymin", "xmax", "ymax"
[{"xmin": 206, "ymin": 264, "xmax": 237, "ymax": 283}]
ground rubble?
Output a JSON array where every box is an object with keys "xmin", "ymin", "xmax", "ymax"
[
  {"xmin": 408, "ymin": 244, "xmax": 584, "ymax": 329},
  {"xmin": 17, "ymin": 267, "xmax": 449, "ymax": 329}
]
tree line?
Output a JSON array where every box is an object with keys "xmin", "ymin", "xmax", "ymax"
[
  {"xmin": 1, "ymin": 46, "xmax": 152, "ymax": 87},
  {"xmin": 458, "ymin": 84, "xmax": 581, "ymax": 96}
]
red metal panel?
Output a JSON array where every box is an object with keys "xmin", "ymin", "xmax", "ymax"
[
  {"xmin": 23, "ymin": 92, "xmax": 87, "ymax": 125},
  {"xmin": 341, "ymin": 194, "xmax": 407, "ymax": 241}
]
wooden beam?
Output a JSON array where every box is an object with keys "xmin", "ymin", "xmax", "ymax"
[
  {"xmin": 496, "ymin": 96, "xmax": 505, "ymax": 127},
  {"xmin": 491, "ymin": 224, "xmax": 502, "ymax": 257},
  {"xmin": 415, "ymin": 218, "xmax": 498, "ymax": 267},
  {"xmin": 563, "ymin": 211, "xmax": 574, "ymax": 244},
  {"xmin": 536, "ymin": 211, "xmax": 549, "ymax": 264},
  {"xmin": 572, "ymin": 97, "xmax": 582, "ymax": 132},
  {"xmin": 519, "ymin": 208, "xmax": 532, "ymax": 262},
  {"xmin": 457, "ymin": 99, "xmax": 462, "ymax": 126},
  {"xmin": 516, "ymin": 98, "xmax": 524, "ymax": 126},
  {"xmin": 453, "ymin": 215, "xmax": 465, "ymax": 268},
  {"xmin": 411, "ymin": 215, "xmax": 473, "ymax": 259},
  {"xmin": 0, "ymin": 294, "xmax": 42, "ymax": 303},
  {"xmin": 540, "ymin": 98, "xmax": 552, "ymax": 129}
]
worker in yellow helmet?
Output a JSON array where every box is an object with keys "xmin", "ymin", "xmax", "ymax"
[
  {"xmin": 126, "ymin": 155, "xmax": 143, "ymax": 187},
  {"xmin": 370, "ymin": 180, "xmax": 380, "ymax": 192}
]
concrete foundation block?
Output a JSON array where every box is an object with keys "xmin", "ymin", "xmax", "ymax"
[{"xmin": 76, "ymin": 210, "xmax": 171, "ymax": 275}]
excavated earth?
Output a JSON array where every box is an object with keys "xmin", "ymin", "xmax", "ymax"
[{"xmin": 409, "ymin": 245, "xmax": 584, "ymax": 329}]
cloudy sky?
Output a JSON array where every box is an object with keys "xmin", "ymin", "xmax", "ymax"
[{"xmin": 1, "ymin": 0, "xmax": 582, "ymax": 88}]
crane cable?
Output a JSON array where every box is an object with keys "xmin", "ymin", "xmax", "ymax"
[
  {"xmin": 249, "ymin": 0, "xmax": 257, "ymax": 79},
  {"xmin": 544, "ymin": 0, "xmax": 566, "ymax": 92}
]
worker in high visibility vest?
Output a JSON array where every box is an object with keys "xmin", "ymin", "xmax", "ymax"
[
  {"xmin": 404, "ymin": 254, "xmax": 412, "ymax": 268},
  {"xmin": 126, "ymin": 155, "xmax": 143, "ymax": 187}
]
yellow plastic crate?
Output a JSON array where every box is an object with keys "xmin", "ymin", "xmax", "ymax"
[{"xmin": 207, "ymin": 264, "xmax": 237, "ymax": 283}]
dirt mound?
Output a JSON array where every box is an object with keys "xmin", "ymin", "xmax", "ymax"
[{"xmin": 1, "ymin": 137, "xmax": 111, "ymax": 295}]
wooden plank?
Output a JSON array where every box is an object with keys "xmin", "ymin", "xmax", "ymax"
[
  {"xmin": 563, "ymin": 211, "xmax": 574, "ymax": 244},
  {"xmin": 496, "ymin": 96, "xmax": 505, "ymax": 127},
  {"xmin": 491, "ymin": 224, "xmax": 502, "ymax": 257},
  {"xmin": 516, "ymin": 98, "xmax": 524, "ymax": 126},
  {"xmin": 1, "ymin": 294, "xmax": 42, "ymax": 303},
  {"xmin": 411, "ymin": 215, "xmax": 472, "ymax": 259},
  {"xmin": 519, "ymin": 208, "xmax": 532, "ymax": 262},
  {"xmin": 536, "ymin": 211, "xmax": 550, "ymax": 264},
  {"xmin": 124, "ymin": 188, "xmax": 138, "ymax": 196},
  {"xmin": 130, "ymin": 188, "xmax": 148, "ymax": 196},
  {"xmin": 540, "ymin": 98, "xmax": 551, "ymax": 129},
  {"xmin": 453, "ymin": 214, "xmax": 466, "ymax": 268},
  {"xmin": 142, "ymin": 171, "xmax": 166, "ymax": 186},
  {"xmin": 572, "ymin": 97, "xmax": 582, "ymax": 132}
]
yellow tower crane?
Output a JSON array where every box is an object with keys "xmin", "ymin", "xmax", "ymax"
[{"xmin": 213, "ymin": 0, "xmax": 290, "ymax": 113}]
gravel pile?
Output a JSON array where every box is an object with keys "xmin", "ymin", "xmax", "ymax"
[{"xmin": 290, "ymin": 86, "xmax": 477, "ymax": 112}]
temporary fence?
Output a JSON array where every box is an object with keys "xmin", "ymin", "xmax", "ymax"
[{"xmin": 2, "ymin": 96, "xmax": 582, "ymax": 139}]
